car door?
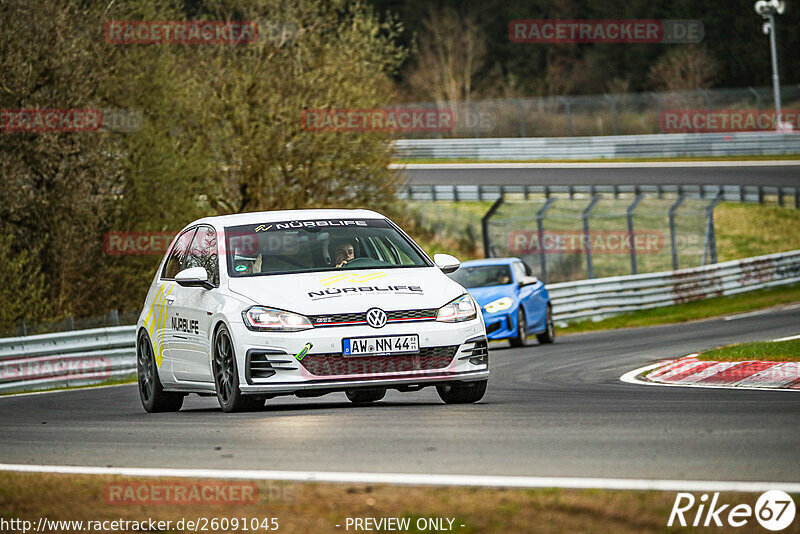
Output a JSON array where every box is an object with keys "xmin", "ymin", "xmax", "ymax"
[
  {"xmin": 170, "ymin": 225, "xmax": 219, "ymax": 383},
  {"xmin": 144, "ymin": 228, "xmax": 196, "ymax": 380},
  {"xmin": 516, "ymin": 261, "xmax": 547, "ymax": 331}
]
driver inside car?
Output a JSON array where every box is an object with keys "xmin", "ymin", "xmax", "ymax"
[{"xmin": 330, "ymin": 239, "xmax": 356, "ymax": 268}]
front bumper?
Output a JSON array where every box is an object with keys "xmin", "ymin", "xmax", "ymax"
[
  {"xmin": 230, "ymin": 318, "xmax": 489, "ymax": 394},
  {"xmin": 481, "ymin": 308, "xmax": 517, "ymax": 340}
]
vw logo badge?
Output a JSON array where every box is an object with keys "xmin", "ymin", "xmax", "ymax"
[{"xmin": 365, "ymin": 308, "xmax": 387, "ymax": 328}]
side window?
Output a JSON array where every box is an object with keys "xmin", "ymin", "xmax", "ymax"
[
  {"xmin": 162, "ymin": 228, "xmax": 196, "ymax": 279},
  {"xmin": 186, "ymin": 226, "xmax": 219, "ymax": 287},
  {"xmin": 511, "ymin": 262, "xmax": 526, "ymax": 282},
  {"xmin": 523, "ymin": 262, "xmax": 533, "ymax": 276}
]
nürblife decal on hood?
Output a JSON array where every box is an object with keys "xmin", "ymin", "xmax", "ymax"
[{"xmin": 308, "ymin": 284, "xmax": 424, "ymax": 301}]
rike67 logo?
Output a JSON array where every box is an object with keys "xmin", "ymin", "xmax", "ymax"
[{"xmin": 669, "ymin": 491, "xmax": 796, "ymax": 530}]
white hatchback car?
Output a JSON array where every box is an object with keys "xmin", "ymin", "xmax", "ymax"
[{"xmin": 136, "ymin": 209, "xmax": 488, "ymax": 412}]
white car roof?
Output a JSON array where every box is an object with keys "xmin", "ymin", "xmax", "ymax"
[{"xmin": 186, "ymin": 208, "xmax": 387, "ymax": 231}]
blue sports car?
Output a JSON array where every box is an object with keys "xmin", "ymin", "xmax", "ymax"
[{"xmin": 448, "ymin": 258, "xmax": 554, "ymax": 346}]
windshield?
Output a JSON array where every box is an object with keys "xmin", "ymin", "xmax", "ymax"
[
  {"xmin": 448, "ymin": 265, "xmax": 513, "ymax": 288},
  {"xmin": 224, "ymin": 218, "xmax": 431, "ymax": 277}
]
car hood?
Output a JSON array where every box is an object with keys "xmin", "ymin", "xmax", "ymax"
[
  {"xmin": 227, "ymin": 267, "xmax": 466, "ymax": 315},
  {"xmin": 465, "ymin": 284, "xmax": 516, "ymax": 308}
]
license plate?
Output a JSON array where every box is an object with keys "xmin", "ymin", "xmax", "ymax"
[{"xmin": 342, "ymin": 335, "xmax": 419, "ymax": 357}]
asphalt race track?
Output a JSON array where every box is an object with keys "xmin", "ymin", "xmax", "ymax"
[
  {"xmin": 1, "ymin": 306, "xmax": 798, "ymax": 483},
  {"xmin": 399, "ymin": 162, "xmax": 800, "ymax": 187}
]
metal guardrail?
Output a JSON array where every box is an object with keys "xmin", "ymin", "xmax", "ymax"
[
  {"xmin": 394, "ymin": 132, "xmax": 800, "ymax": 160},
  {"xmin": 1, "ymin": 248, "xmax": 798, "ymax": 394},
  {"xmin": 401, "ymin": 183, "xmax": 800, "ymax": 207},
  {"xmin": 0, "ymin": 326, "xmax": 136, "ymax": 393},
  {"xmin": 549, "ymin": 249, "xmax": 800, "ymax": 323}
]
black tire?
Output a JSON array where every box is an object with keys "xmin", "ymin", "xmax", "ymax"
[
  {"xmin": 509, "ymin": 307, "xmax": 529, "ymax": 347},
  {"xmin": 536, "ymin": 304, "xmax": 555, "ymax": 344},
  {"xmin": 436, "ymin": 380, "xmax": 487, "ymax": 404},
  {"xmin": 345, "ymin": 388, "xmax": 386, "ymax": 404},
  {"xmin": 212, "ymin": 325, "xmax": 265, "ymax": 412},
  {"xmin": 137, "ymin": 331, "xmax": 184, "ymax": 413}
]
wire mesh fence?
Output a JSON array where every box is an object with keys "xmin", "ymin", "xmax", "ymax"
[
  {"xmin": 399, "ymin": 85, "xmax": 800, "ymax": 138},
  {"xmin": 484, "ymin": 193, "xmax": 719, "ymax": 283}
]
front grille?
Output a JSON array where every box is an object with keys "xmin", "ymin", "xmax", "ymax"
[
  {"xmin": 309, "ymin": 308, "xmax": 438, "ymax": 327},
  {"xmin": 299, "ymin": 345, "xmax": 458, "ymax": 376}
]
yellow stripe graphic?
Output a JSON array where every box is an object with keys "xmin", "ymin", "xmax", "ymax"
[
  {"xmin": 156, "ymin": 286, "xmax": 173, "ymax": 367},
  {"xmin": 144, "ymin": 286, "xmax": 165, "ymax": 336},
  {"xmin": 320, "ymin": 272, "xmax": 386, "ymax": 286}
]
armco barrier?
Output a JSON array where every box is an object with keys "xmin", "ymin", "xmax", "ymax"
[
  {"xmin": 400, "ymin": 183, "xmax": 800, "ymax": 207},
  {"xmin": 0, "ymin": 326, "xmax": 136, "ymax": 393},
  {"xmin": 1, "ymin": 249, "xmax": 798, "ymax": 393},
  {"xmin": 394, "ymin": 132, "xmax": 800, "ymax": 160},
  {"xmin": 548, "ymin": 249, "xmax": 800, "ymax": 322}
]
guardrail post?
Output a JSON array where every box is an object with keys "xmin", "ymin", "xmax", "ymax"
[
  {"xmin": 65, "ymin": 316, "xmax": 74, "ymax": 331},
  {"xmin": 582, "ymin": 195, "xmax": 602, "ymax": 279},
  {"xmin": 795, "ymin": 187, "xmax": 799, "ymax": 209},
  {"xmin": 778, "ymin": 187, "xmax": 785, "ymax": 207},
  {"xmin": 537, "ymin": 197, "xmax": 557, "ymax": 282},
  {"xmin": 109, "ymin": 309, "xmax": 120, "ymax": 327},
  {"xmin": 481, "ymin": 197, "xmax": 504, "ymax": 258},
  {"xmin": 758, "ymin": 185, "xmax": 764, "ymax": 204},
  {"xmin": 669, "ymin": 194, "xmax": 686, "ymax": 271},
  {"xmin": 16, "ymin": 320, "xmax": 26, "ymax": 337},
  {"xmin": 702, "ymin": 193, "xmax": 723, "ymax": 265},
  {"xmin": 627, "ymin": 194, "xmax": 645, "ymax": 274}
]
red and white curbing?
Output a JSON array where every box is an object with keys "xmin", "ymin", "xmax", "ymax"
[
  {"xmin": 645, "ymin": 355, "xmax": 800, "ymax": 389},
  {"xmin": 622, "ymin": 334, "xmax": 800, "ymax": 391}
]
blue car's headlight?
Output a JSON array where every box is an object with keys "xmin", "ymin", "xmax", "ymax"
[{"xmin": 484, "ymin": 297, "xmax": 514, "ymax": 314}]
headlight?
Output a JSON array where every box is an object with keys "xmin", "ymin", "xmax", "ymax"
[
  {"xmin": 484, "ymin": 297, "xmax": 514, "ymax": 313},
  {"xmin": 242, "ymin": 306, "xmax": 313, "ymax": 332},
  {"xmin": 436, "ymin": 294, "xmax": 477, "ymax": 323}
]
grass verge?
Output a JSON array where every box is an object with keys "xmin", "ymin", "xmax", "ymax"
[
  {"xmin": 0, "ymin": 471, "xmax": 787, "ymax": 534},
  {"xmin": 559, "ymin": 282, "xmax": 800, "ymax": 334},
  {"xmin": 0, "ymin": 377, "xmax": 136, "ymax": 397},
  {"xmin": 697, "ymin": 338, "xmax": 800, "ymax": 362}
]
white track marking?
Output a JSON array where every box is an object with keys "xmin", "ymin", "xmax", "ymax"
[
  {"xmin": 620, "ymin": 362, "xmax": 799, "ymax": 393},
  {"xmin": 724, "ymin": 309, "xmax": 778, "ymax": 321},
  {"xmin": 772, "ymin": 334, "xmax": 800, "ymax": 342},
  {"xmin": 725, "ymin": 304, "xmax": 800, "ymax": 321},
  {"xmin": 391, "ymin": 161, "xmax": 800, "ymax": 170},
  {"xmin": 1, "ymin": 463, "xmax": 798, "ymax": 493}
]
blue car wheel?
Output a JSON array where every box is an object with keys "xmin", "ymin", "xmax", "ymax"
[{"xmin": 509, "ymin": 307, "xmax": 530, "ymax": 347}]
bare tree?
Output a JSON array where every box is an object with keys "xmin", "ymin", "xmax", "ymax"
[
  {"xmin": 406, "ymin": 7, "xmax": 487, "ymax": 105},
  {"xmin": 648, "ymin": 46, "xmax": 720, "ymax": 92}
]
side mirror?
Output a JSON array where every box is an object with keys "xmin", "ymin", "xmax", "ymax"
[
  {"xmin": 518, "ymin": 275, "xmax": 539, "ymax": 287},
  {"xmin": 433, "ymin": 253, "xmax": 461, "ymax": 274},
  {"xmin": 175, "ymin": 266, "xmax": 214, "ymax": 289}
]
